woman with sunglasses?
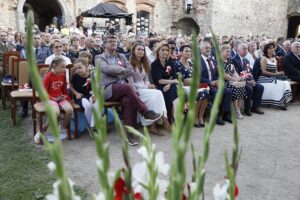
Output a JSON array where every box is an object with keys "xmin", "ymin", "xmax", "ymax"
[{"xmin": 130, "ymin": 41, "xmax": 172, "ymax": 135}]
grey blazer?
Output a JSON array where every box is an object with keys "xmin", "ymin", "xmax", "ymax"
[{"xmin": 95, "ymin": 52, "xmax": 134, "ymax": 100}]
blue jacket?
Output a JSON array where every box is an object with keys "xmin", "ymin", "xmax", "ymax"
[{"xmin": 200, "ymin": 56, "xmax": 218, "ymax": 85}]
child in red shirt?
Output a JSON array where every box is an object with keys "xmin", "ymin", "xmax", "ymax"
[{"xmin": 43, "ymin": 56, "xmax": 73, "ymax": 131}]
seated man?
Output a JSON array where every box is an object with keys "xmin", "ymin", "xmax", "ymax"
[
  {"xmin": 232, "ymin": 43, "xmax": 264, "ymax": 116},
  {"xmin": 95, "ymin": 35, "xmax": 161, "ymax": 146},
  {"xmin": 200, "ymin": 42, "xmax": 232, "ymax": 125},
  {"xmin": 284, "ymin": 41, "xmax": 300, "ymax": 84}
]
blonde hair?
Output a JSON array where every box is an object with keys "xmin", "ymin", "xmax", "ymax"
[{"xmin": 154, "ymin": 41, "xmax": 170, "ymax": 60}]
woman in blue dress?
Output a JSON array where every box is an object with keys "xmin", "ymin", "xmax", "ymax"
[{"xmin": 174, "ymin": 45, "xmax": 209, "ymax": 127}]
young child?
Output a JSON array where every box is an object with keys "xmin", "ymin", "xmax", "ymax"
[
  {"xmin": 78, "ymin": 51, "xmax": 95, "ymax": 72},
  {"xmin": 43, "ymin": 56, "xmax": 73, "ymax": 132},
  {"xmin": 70, "ymin": 58, "xmax": 95, "ymax": 133}
]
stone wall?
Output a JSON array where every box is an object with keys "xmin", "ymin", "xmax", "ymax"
[
  {"xmin": 0, "ymin": 0, "xmax": 298, "ymax": 38},
  {"xmin": 211, "ymin": 0, "xmax": 289, "ymax": 38}
]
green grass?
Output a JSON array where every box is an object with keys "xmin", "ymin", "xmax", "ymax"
[{"xmin": 0, "ymin": 107, "xmax": 88, "ymax": 199}]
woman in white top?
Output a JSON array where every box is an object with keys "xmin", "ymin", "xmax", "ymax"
[
  {"xmin": 257, "ymin": 42, "xmax": 292, "ymax": 109},
  {"xmin": 130, "ymin": 41, "xmax": 172, "ymax": 135}
]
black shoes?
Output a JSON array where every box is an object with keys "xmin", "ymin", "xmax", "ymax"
[
  {"xmin": 127, "ymin": 133, "xmax": 139, "ymax": 146},
  {"xmin": 19, "ymin": 109, "xmax": 28, "ymax": 118},
  {"xmin": 244, "ymin": 109, "xmax": 252, "ymax": 116},
  {"xmin": 216, "ymin": 118, "xmax": 225, "ymax": 126},
  {"xmin": 222, "ymin": 116, "xmax": 232, "ymax": 123},
  {"xmin": 144, "ymin": 110, "xmax": 162, "ymax": 121},
  {"xmin": 251, "ymin": 108, "xmax": 264, "ymax": 114},
  {"xmin": 194, "ymin": 123, "xmax": 205, "ymax": 128}
]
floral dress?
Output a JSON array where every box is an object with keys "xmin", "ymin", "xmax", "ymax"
[
  {"xmin": 224, "ymin": 60, "xmax": 247, "ymax": 101},
  {"xmin": 174, "ymin": 61, "xmax": 209, "ymax": 100}
]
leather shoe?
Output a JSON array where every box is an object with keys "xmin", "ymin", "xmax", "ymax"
[
  {"xmin": 19, "ymin": 109, "xmax": 28, "ymax": 118},
  {"xmin": 251, "ymin": 108, "xmax": 264, "ymax": 114},
  {"xmin": 244, "ymin": 109, "xmax": 252, "ymax": 116},
  {"xmin": 216, "ymin": 118, "xmax": 225, "ymax": 126},
  {"xmin": 222, "ymin": 116, "xmax": 232, "ymax": 123}
]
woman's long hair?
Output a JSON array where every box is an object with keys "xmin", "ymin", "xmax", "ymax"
[
  {"xmin": 154, "ymin": 42, "xmax": 170, "ymax": 61},
  {"xmin": 129, "ymin": 42, "xmax": 150, "ymax": 73}
]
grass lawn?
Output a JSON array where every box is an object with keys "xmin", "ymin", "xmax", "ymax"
[{"xmin": 0, "ymin": 107, "xmax": 88, "ymax": 199}]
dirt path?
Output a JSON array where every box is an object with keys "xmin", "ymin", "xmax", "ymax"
[{"xmin": 25, "ymin": 100, "xmax": 300, "ymax": 200}]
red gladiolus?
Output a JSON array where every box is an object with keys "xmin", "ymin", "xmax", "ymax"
[
  {"xmin": 234, "ymin": 183, "xmax": 239, "ymax": 197},
  {"xmin": 114, "ymin": 177, "xmax": 143, "ymax": 200},
  {"xmin": 134, "ymin": 192, "xmax": 142, "ymax": 200},
  {"xmin": 182, "ymin": 194, "xmax": 187, "ymax": 200},
  {"xmin": 114, "ymin": 177, "xmax": 129, "ymax": 200}
]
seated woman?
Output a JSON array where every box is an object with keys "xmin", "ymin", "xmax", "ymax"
[
  {"xmin": 130, "ymin": 42, "xmax": 172, "ymax": 135},
  {"xmin": 257, "ymin": 42, "xmax": 292, "ymax": 110},
  {"xmin": 221, "ymin": 44, "xmax": 247, "ymax": 119},
  {"xmin": 151, "ymin": 42, "xmax": 178, "ymax": 124},
  {"xmin": 174, "ymin": 45, "xmax": 209, "ymax": 127}
]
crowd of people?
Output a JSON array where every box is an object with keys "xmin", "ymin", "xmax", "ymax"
[{"xmin": 0, "ymin": 23, "xmax": 300, "ymax": 146}]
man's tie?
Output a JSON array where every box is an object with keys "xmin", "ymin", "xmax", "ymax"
[
  {"xmin": 35, "ymin": 47, "xmax": 39, "ymax": 57},
  {"xmin": 3, "ymin": 43, "xmax": 7, "ymax": 51},
  {"xmin": 207, "ymin": 58, "xmax": 215, "ymax": 80},
  {"xmin": 242, "ymin": 58, "xmax": 248, "ymax": 70}
]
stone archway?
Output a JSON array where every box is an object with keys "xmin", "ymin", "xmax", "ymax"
[
  {"xmin": 287, "ymin": 15, "xmax": 300, "ymax": 38},
  {"xmin": 176, "ymin": 17, "xmax": 200, "ymax": 35},
  {"xmin": 16, "ymin": 0, "xmax": 68, "ymax": 32}
]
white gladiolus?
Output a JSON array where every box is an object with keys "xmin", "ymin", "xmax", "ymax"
[
  {"xmin": 155, "ymin": 152, "xmax": 170, "ymax": 175},
  {"xmin": 95, "ymin": 192, "xmax": 105, "ymax": 200},
  {"xmin": 47, "ymin": 162, "xmax": 56, "ymax": 172},
  {"xmin": 213, "ymin": 181, "xmax": 230, "ymax": 200}
]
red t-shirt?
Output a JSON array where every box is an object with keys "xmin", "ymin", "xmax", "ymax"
[{"xmin": 43, "ymin": 71, "xmax": 70, "ymax": 101}]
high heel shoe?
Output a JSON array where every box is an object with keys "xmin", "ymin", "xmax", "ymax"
[{"xmin": 162, "ymin": 117, "xmax": 172, "ymax": 133}]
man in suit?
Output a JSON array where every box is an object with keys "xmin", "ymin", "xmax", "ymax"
[
  {"xmin": 80, "ymin": 37, "xmax": 102, "ymax": 65},
  {"xmin": 284, "ymin": 41, "xmax": 300, "ymax": 84},
  {"xmin": 0, "ymin": 30, "xmax": 15, "ymax": 73},
  {"xmin": 200, "ymin": 41, "xmax": 232, "ymax": 125},
  {"xmin": 95, "ymin": 35, "xmax": 161, "ymax": 146},
  {"xmin": 232, "ymin": 43, "xmax": 264, "ymax": 116},
  {"xmin": 231, "ymin": 39, "xmax": 241, "ymax": 58},
  {"xmin": 33, "ymin": 34, "xmax": 52, "ymax": 64},
  {"xmin": 276, "ymin": 38, "xmax": 291, "ymax": 57}
]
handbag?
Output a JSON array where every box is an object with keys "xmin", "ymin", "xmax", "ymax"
[{"xmin": 231, "ymin": 81, "xmax": 246, "ymax": 88}]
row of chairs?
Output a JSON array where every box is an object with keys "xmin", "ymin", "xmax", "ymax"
[{"xmin": 1, "ymin": 51, "xmax": 121, "ymax": 143}]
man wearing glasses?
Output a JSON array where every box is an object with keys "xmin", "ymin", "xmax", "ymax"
[{"xmin": 95, "ymin": 35, "xmax": 162, "ymax": 146}]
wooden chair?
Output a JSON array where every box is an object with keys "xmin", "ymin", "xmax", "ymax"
[
  {"xmin": 290, "ymin": 81, "xmax": 299, "ymax": 102},
  {"xmin": 10, "ymin": 59, "xmax": 33, "ymax": 126},
  {"xmin": 32, "ymin": 67, "xmax": 72, "ymax": 144},
  {"xmin": 2, "ymin": 51, "xmax": 20, "ymax": 76},
  {"xmin": 1, "ymin": 54, "xmax": 21, "ymax": 109}
]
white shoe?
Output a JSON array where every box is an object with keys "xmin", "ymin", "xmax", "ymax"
[
  {"xmin": 237, "ymin": 111, "xmax": 243, "ymax": 119},
  {"xmin": 34, "ymin": 132, "xmax": 41, "ymax": 144}
]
